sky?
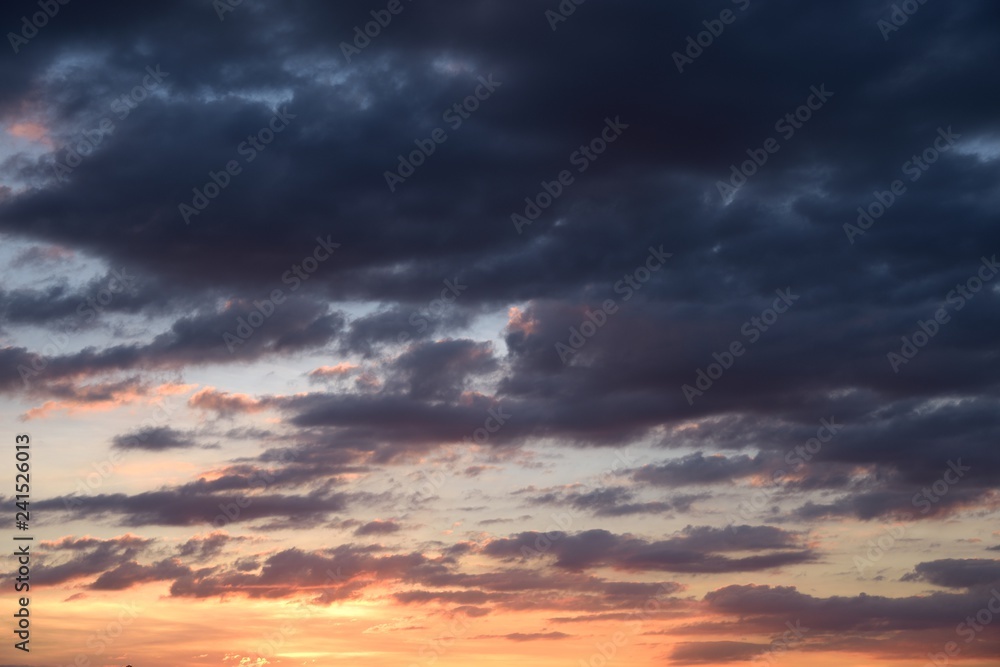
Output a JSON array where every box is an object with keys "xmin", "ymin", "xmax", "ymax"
[{"xmin": 1, "ymin": 0, "xmax": 1000, "ymax": 665}]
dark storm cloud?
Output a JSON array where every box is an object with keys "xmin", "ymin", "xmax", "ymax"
[
  {"xmin": 482, "ymin": 632, "xmax": 570, "ymax": 642},
  {"xmin": 0, "ymin": 297, "xmax": 345, "ymax": 395},
  {"xmin": 386, "ymin": 338, "xmax": 499, "ymax": 400},
  {"xmin": 90, "ymin": 558, "xmax": 190, "ymax": 591},
  {"xmin": 0, "ymin": 0, "xmax": 996, "ymax": 502},
  {"xmin": 170, "ymin": 545, "xmax": 449, "ymax": 601},
  {"xmin": 112, "ymin": 425, "xmax": 201, "ymax": 451},
  {"xmin": 37, "ymin": 487, "xmax": 352, "ymax": 527},
  {"xmin": 693, "ymin": 582, "xmax": 1000, "ymax": 661},
  {"xmin": 0, "ymin": 4, "xmax": 997, "ymax": 659},
  {"xmin": 902, "ymin": 558, "xmax": 1000, "ymax": 589},
  {"xmin": 633, "ymin": 453, "xmax": 771, "ymax": 487},
  {"xmin": 178, "ymin": 532, "xmax": 244, "ymax": 561},
  {"xmin": 480, "ymin": 526, "xmax": 812, "ymax": 573},
  {"xmin": 0, "ymin": 266, "xmax": 149, "ymax": 324},
  {"xmin": 669, "ymin": 641, "xmax": 770, "ymax": 665},
  {"xmin": 340, "ymin": 307, "xmax": 476, "ymax": 358},
  {"xmin": 32, "ymin": 534, "xmax": 153, "ymax": 586},
  {"xmin": 354, "ymin": 519, "xmax": 402, "ymax": 536},
  {"xmin": 522, "ymin": 486, "xmax": 673, "ymax": 517}
]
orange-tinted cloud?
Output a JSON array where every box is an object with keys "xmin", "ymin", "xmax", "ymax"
[
  {"xmin": 8, "ymin": 121, "xmax": 53, "ymax": 147},
  {"xmin": 188, "ymin": 387, "xmax": 268, "ymax": 415},
  {"xmin": 308, "ymin": 363, "xmax": 360, "ymax": 379}
]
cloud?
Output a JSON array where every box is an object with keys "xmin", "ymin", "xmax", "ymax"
[
  {"xmin": 112, "ymin": 425, "xmax": 203, "ymax": 451},
  {"xmin": 669, "ymin": 641, "xmax": 771, "ymax": 665},
  {"xmin": 354, "ymin": 520, "xmax": 402, "ymax": 536},
  {"xmin": 188, "ymin": 387, "xmax": 269, "ymax": 416},
  {"xmin": 480, "ymin": 526, "xmax": 813, "ymax": 573},
  {"xmin": 479, "ymin": 632, "xmax": 571, "ymax": 642},
  {"xmin": 633, "ymin": 453, "xmax": 770, "ymax": 487},
  {"xmin": 902, "ymin": 559, "xmax": 1000, "ymax": 588}
]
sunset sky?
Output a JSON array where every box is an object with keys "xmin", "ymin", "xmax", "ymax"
[{"xmin": 2, "ymin": 1, "xmax": 1000, "ymax": 666}]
